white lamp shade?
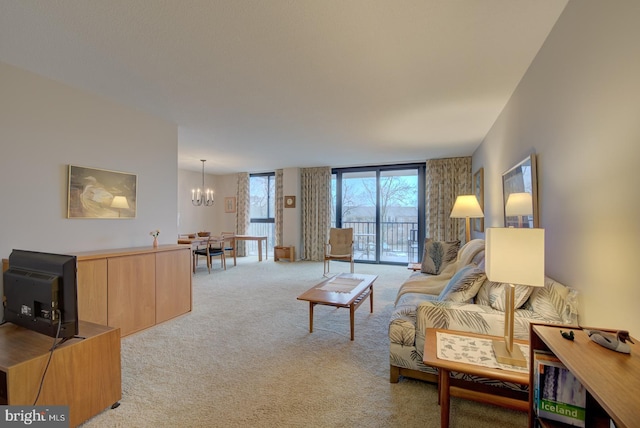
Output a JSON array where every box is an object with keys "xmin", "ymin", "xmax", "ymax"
[
  {"xmin": 505, "ymin": 192, "xmax": 533, "ymax": 217},
  {"xmin": 110, "ymin": 196, "xmax": 130, "ymax": 209},
  {"xmin": 485, "ymin": 227, "xmax": 545, "ymax": 287},
  {"xmin": 450, "ymin": 195, "xmax": 484, "ymax": 218}
]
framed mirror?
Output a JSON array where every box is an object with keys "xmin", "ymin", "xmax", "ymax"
[
  {"xmin": 473, "ymin": 167, "xmax": 484, "ymax": 232},
  {"xmin": 502, "ymin": 154, "xmax": 538, "ymax": 228}
]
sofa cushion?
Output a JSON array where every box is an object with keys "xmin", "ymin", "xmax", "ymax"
[
  {"xmin": 486, "ymin": 282, "xmax": 534, "ymax": 311},
  {"xmin": 438, "ymin": 264, "xmax": 486, "ymax": 303},
  {"xmin": 523, "ymin": 277, "xmax": 574, "ymax": 322},
  {"xmin": 421, "ymin": 239, "xmax": 460, "ymax": 275},
  {"xmin": 456, "ymin": 239, "xmax": 485, "ymax": 266}
]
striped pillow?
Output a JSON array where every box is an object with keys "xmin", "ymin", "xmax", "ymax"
[
  {"xmin": 487, "ymin": 282, "xmax": 534, "ymax": 311},
  {"xmin": 439, "ymin": 264, "xmax": 486, "ymax": 303},
  {"xmin": 524, "ymin": 277, "xmax": 570, "ymax": 322}
]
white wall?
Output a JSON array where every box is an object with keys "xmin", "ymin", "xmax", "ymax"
[
  {"xmin": 0, "ymin": 61, "xmax": 178, "ymax": 318},
  {"xmin": 216, "ymin": 173, "xmax": 240, "ymax": 234},
  {"xmin": 473, "ymin": 0, "xmax": 640, "ymax": 335}
]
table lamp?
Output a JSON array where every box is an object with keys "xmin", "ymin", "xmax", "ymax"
[
  {"xmin": 450, "ymin": 195, "xmax": 484, "ymax": 242},
  {"xmin": 485, "ymin": 227, "xmax": 545, "ymax": 367}
]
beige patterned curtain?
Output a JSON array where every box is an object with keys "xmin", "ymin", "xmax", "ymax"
[
  {"xmin": 275, "ymin": 169, "xmax": 283, "ymax": 247},
  {"xmin": 301, "ymin": 166, "xmax": 331, "ymax": 261},
  {"xmin": 236, "ymin": 172, "xmax": 250, "ymax": 256},
  {"xmin": 425, "ymin": 157, "xmax": 472, "ymax": 242}
]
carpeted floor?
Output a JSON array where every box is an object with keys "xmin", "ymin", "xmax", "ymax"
[{"xmin": 81, "ymin": 258, "xmax": 526, "ymax": 427}]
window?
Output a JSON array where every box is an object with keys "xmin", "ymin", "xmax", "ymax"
[{"xmin": 249, "ymin": 173, "xmax": 275, "ymax": 253}]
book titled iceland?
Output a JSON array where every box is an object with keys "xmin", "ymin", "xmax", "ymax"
[{"xmin": 534, "ymin": 351, "xmax": 586, "ymax": 427}]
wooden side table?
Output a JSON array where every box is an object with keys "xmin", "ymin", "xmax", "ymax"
[
  {"xmin": 274, "ymin": 246, "xmax": 295, "ymax": 262},
  {"xmin": 423, "ymin": 328, "xmax": 529, "ymax": 428},
  {"xmin": 529, "ymin": 324, "xmax": 640, "ymax": 428},
  {"xmin": 0, "ymin": 321, "xmax": 121, "ymax": 427}
]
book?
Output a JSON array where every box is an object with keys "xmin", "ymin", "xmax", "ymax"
[
  {"xmin": 533, "ymin": 351, "xmax": 565, "ymax": 415},
  {"xmin": 533, "ymin": 350, "xmax": 586, "ymax": 427}
]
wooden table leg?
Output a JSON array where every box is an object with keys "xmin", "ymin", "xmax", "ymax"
[
  {"xmin": 349, "ymin": 304, "xmax": 355, "ymax": 340},
  {"xmin": 232, "ymin": 237, "xmax": 237, "ymax": 266},
  {"xmin": 439, "ymin": 368, "xmax": 451, "ymax": 428},
  {"xmin": 309, "ymin": 302, "xmax": 315, "ymax": 333},
  {"xmin": 369, "ymin": 284, "xmax": 374, "ymax": 313},
  {"xmin": 258, "ymin": 239, "xmax": 263, "ymax": 261}
]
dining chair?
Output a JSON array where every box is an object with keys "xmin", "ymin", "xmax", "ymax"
[
  {"xmin": 193, "ymin": 235, "xmax": 226, "ymax": 273},
  {"xmin": 178, "ymin": 234, "xmax": 207, "ymax": 272},
  {"xmin": 221, "ymin": 232, "xmax": 236, "ymax": 266}
]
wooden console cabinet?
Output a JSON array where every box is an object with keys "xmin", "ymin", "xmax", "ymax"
[
  {"xmin": 529, "ymin": 324, "xmax": 640, "ymax": 428},
  {"xmin": 75, "ymin": 245, "xmax": 192, "ymax": 337},
  {"xmin": 0, "ymin": 321, "xmax": 121, "ymax": 427}
]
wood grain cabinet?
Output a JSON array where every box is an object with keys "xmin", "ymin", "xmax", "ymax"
[
  {"xmin": 155, "ymin": 249, "xmax": 193, "ymax": 323},
  {"xmin": 76, "ymin": 258, "xmax": 108, "ymax": 325},
  {"xmin": 76, "ymin": 245, "xmax": 192, "ymax": 337}
]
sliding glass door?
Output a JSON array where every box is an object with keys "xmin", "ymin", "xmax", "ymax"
[
  {"xmin": 332, "ymin": 164, "xmax": 424, "ymax": 265},
  {"xmin": 342, "ymin": 170, "xmax": 377, "ymax": 261}
]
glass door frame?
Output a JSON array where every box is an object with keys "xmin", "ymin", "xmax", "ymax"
[{"xmin": 332, "ymin": 163, "xmax": 425, "ymax": 266}]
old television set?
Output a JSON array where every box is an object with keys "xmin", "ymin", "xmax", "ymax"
[{"xmin": 2, "ymin": 249, "xmax": 78, "ymax": 339}]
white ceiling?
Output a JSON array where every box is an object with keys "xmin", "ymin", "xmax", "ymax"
[{"xmin": 0, "ymin": 0, "xmax": 567, "ymax": 174}]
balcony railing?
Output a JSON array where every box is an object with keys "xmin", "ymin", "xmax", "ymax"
[
  {"xmin": 248, "ymin": 221, "xmax": 420, "ymax": 264},
  {"xmin": 342, "ymin": 221, "xmax": 419, "ymax": 263},
  {"xmin": 247, "ymin": 223, "xmax": 276, "ymax": 257}
]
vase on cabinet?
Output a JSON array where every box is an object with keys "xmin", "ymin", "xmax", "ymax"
[{"xmin": 153, "ymin": 237, "xmax": 158, "ymax": 248}]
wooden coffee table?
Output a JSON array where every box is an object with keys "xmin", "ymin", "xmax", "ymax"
[
  {"xmin": 297, "ymin": 273, "xmax": 377, "ymax": 340},
  {"xmin": 423, "ymin": 328, "xmax": 530, "ymax": 428}
]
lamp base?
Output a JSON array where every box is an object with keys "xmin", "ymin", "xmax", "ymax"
[{"xmin": 492, "ymin": 339, "xmax": 527, "ymax": 367}]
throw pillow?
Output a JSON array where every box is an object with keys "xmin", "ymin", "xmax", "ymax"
[
  {"xmin": 438, "ymin": 264, "xmax": 486, "ymax": 303},
  {"xmin": 526, "ymin": 277, "xmax": 566, "ymax": 322},
  {"xmin": 421, "ymin": 239, "xmax": 460, "ymax": 275},
  {"xmin": 487, "ymin": 282, "xmax": 534, "ymax": 311}
]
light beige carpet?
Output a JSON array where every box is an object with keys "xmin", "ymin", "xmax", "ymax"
[{"xmin": 81, "ymin": 258, "xmax": 526, "ymax": 427}]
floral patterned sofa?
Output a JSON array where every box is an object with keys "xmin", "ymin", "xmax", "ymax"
[{"xmin": 388, "ymin": 238, "xmax": 579, "ymax": 398}]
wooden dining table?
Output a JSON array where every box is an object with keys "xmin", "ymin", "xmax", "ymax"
[
  {"xmin": 178, "ymin": 234, "xmax": 268, "ymax": 266},
  {"xmin": 233, "ymin": 235, "xmax": 268, "ymax": 261}
]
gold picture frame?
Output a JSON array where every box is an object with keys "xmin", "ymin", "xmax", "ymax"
[
  {"xmin": 473, "ymin": 167, "xmax": 484, "ymax": 232},
  {"xmin": 284, "ymin": 196, "xmax": 296, "ymax": 208},
  {"xmin": 502, "ymin": 154, "xmax": 538, "ymax": 228},
  {"xmin": 67, "ymin": 165, "xmax": 137, "ymax": 219},
  {"xmin": 224, "ymin": 197, "xmax": 237, "ymax": 213}
]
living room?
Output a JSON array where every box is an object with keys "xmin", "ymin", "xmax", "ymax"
[{"xmin": 1, "ymin": 1, "xmax": 639, "ymax": 426}]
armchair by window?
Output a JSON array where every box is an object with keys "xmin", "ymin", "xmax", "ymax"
[{"xmin": 323, "ymin": 228, "xmax": 354, "ymax": 276}]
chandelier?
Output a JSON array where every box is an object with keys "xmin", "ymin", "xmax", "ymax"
[{"xmin": 192, "ymin": 159, "xmax": 214, "ymax": 206}]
